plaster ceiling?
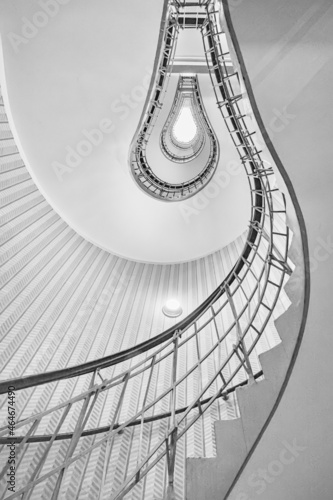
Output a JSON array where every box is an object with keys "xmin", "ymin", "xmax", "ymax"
[{"xmin": 0, "ymin": 0, "xmax": 250, "ymax": 264}]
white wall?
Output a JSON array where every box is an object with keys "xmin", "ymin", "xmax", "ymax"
[
  {"xmin": 0, "ymin": 81, "xmax": 251, "ymax": 497},
  {"xmin": 0, "ymin": 0, "xmax": 250, "ymax": 263}
]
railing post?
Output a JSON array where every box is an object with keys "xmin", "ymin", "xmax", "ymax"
[
  {"xmin": 136, "ymin": 355, "xmax": 156, "ymax": 473},
  {"xmin": 100, "ymin": 372, "xmax": 130, "ymax": 499},
  {"xmin": 51, "ymin": 370, "xmax": 98, "ymax": 500},
  {"xmin": 226, "ymin": 285, "xmax": 255, "ymax": 384},
  {"xmin": 165, "ymin": 331, "xmax": 180, "ymax": 499}
]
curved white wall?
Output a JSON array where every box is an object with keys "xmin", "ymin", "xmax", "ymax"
[
  {"xmin": 0, "ymin": 78, "xmax": 286, "ymax": 498},
  {"xmin": 0, "ymin": 0, "xmax": 250, "ymax": 263},
  {"xmin": 0, "ymin": 88, "xmax": 248, "ymax": 497}
]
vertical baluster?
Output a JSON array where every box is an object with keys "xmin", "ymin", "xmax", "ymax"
[
  {"xmin": 165, "ymin": 331, "xmax": 180, "ymax": 500},
  {"xmin": 23, "ymin": 403, "xmax": 73, "ymax": 500},
  {"xmin": 135, "ymin": 355, "xmax": 156, "ymax": 484},
  {"xmin": 51, "ymin": 370, "xmax": 97, "ymax": 499},
  {"xmin": 210, "ymin": 304, "xmax": 228, "ymax": 393},
  {"xmin": 226, "ymin": 285, "xmax": 254, "ymax": 384},
  {"xmin": 0, "ymin": 419, "xmax": 40, "ymax": 500},
  {"xmin": 194, "ymin": 322, "xmax": 203, "ymax": 394},
  {"xmin": 99, "ymin": 373, "xmax": 129, "ymax": 499}
]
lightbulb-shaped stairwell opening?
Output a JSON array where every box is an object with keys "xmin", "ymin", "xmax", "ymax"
[{"xmin": 129, "ymin": 4, "xmax": 220, "ymax": 201}]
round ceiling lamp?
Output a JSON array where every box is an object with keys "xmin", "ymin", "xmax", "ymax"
[{"xmin": 162, "ymin": 299, "xmax": 183, "ymax": 318}]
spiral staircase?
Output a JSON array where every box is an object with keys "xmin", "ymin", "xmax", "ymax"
[{"xmin": 0, "ymin": 0, "xmax": 318, "ymax": 499}]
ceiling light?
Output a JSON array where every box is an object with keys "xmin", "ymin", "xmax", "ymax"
[
  {"xmin": 162, "ymin": 299, "xmax": 183, "ymax": 318},
  {"xmin": 172, "ymin": 106, "xmax": 197, "ymax": 144}
]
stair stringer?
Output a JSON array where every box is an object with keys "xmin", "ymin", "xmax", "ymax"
[{"xmin": 186, "ymin": 225, "xmax": 306, "ymax": 500}]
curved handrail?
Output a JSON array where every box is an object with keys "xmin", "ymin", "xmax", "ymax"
[
  {"xmin": 129, "ymin": 7, "xmax": 220, "ymax": 201},
  {"xmin": 0, "ymin": 204, "xmax": 262, "ymax": 394},
  {"xmin": 0, "ymin": 3, "xmax": 293, "ymax": 500},
  {"xmin": 0, "ymin": 370, "xmax": 263, "ymax": 444}
]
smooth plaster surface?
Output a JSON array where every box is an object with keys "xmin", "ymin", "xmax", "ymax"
[{"xmin": 0, "ymin": 0, "xmax": 250, "ymax": 264}]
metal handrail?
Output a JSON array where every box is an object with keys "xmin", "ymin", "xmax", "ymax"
[
  {"xmin": 0, "ymin": 370, "xmax": 264, "ymax": 444},
  {"xmin": 0, "ymin": 3, "xmax": 292, "ymax": 499},
  {"xmin": 0, "ymin": 215, "xmax": 260, "ymax": 394},
  {"xmin": 130, "ymin": 5, "xmax": 220, "ymax": 201}
]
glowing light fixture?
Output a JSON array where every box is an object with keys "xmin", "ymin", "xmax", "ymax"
[
  {"xmin": 172, "ymin": 106, "xmax": 197, "ymax": 144},
  {"xmin": 162, "ymin": 299, "xmax": 183, "ymax": 318}
]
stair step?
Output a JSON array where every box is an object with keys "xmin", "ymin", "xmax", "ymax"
[
  {"xmin": 185, "ymin": 178, "xmax": 304, "ymax": 500},
  {"xmin": 258, "ymin": 343, "xmax": 289, "ymax": 390},
  {"xmin": 186, "ymin": 300, "xmax": 300, "ymax": 500},
  {"xmin": 187, "ymin": 457, "xmax": 221, "ymax": 500},
  {"xmin": 186, "ymin": 420, "xmax": 247, "ymax": 500},
  {"xmin": 274, "ymin": 303, "xmax": 303, "ymax": 357},
  {"xmin": 236, "ymin": 379, "xmax": 278, "ymax": 452},
  {"xmin": 215, "ymin": 418, "xmax": 247, "ymax": 461}
]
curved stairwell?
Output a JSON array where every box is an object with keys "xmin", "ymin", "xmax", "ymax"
[
  {"xmin": 186, "ymin": 3, "xmax": 307, "ymax": 499},
  {"xmin": 186, "ymin": 233, "xmax": 304, "ymax": 500},
  {"xmin": 0, "ymin": 2, "xmax": 309, "ymax": 499},
  {"xmin": 0, "ymin": 70, "xmax": 297, "ymax": 498}
]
